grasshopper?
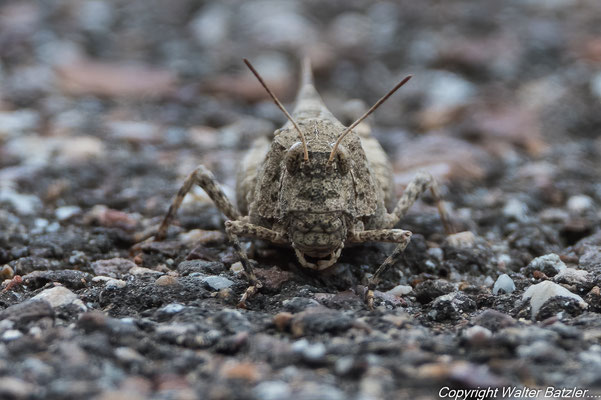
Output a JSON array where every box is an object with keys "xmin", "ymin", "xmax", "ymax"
[{"xmin": 147, "ymin": 58, "xmax": 453, "ymax": 308}]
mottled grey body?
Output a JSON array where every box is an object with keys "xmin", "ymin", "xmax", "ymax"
[
  {"xmin": 147, "ymin": 59, "xmax": 452, "ymax": 308},
  {"xmin": 237, "ymin": 65, "xmax": 393, "ymax": 246}
]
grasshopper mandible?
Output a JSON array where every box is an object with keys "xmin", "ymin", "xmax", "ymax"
[{"xmin": 147, "ymin": 58, "xmax": 453, "ymax": 308}]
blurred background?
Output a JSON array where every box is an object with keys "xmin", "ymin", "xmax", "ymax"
[
  {"xmin": 2, "ymin": 2, "xmax": 601, "ymax": 398},
  {"xmin": 0, "ymin": 0, "xmax": 600, "ymax": 247}
]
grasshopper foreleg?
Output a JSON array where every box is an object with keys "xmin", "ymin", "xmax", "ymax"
[
  {"xmin": 350, "ymin": 229, "xmax": 412, "ymax": 309},
  {"xmin": 225, "ymin": 220, "xmax": 285, "ymax": 307}
]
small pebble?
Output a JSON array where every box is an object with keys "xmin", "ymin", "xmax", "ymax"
[
  {"xmin": 31, "ymin": 286, "xmax": 87, "ymax": 311},
  {"xmin": 202, "ymin": 276, "xmax": 234, "ymax": 290},
  {"xmin": 292, "ymin": 339, "xmax": 326, "ymax": 362},
  {"xmin": 155, "ymin": 275, "xmax": 179, "ymax": 286},
  {"xmin": 55, "ymin": 205, "xmax": 82, "ymax": 221},
  {"xmin": 0, "ymin": 377, "xmax": 35, "ymax": 398},
  {"xmin": 579, "ymin": 246, "xmax": 601, "ymax": 271},
  {"xmin": 445, "ymin": 231, "xmax": 475, "ymax": 248},
  {"xmin": 92, "ymin": 276, "xmax": 127, "ymax": 289},
  {"xmin": 1, "ymin": 329, "xmax": 23, "ymax": 341},
  {"xmin": 423, "ymin": 70, "xmax": 476, "ymax": 109},
  {"xmin": 492, "ymin": 274, "xmax": 516, "ymax": 295},
  {"xmin": 177, "ymin": 260, "xmax": 225, "ymax": 275},
  {"xmin": 0, "ymin": 265, "xmax": 14, "ymax": 281},
  {"xmin": 554, "ymin": 268, "xmax": 590, "ymax": 285},
  {"xmin": 0, "ymin": 189, "xmax": 42, "ymax": 215},
  {"xmin": 218, "ymin": 288, "xmax": 233, "ymax": 300},
  {"xmin": 503, "ymin": 198, "xmax": 528, "ymax": 220},
  {"xmin": 386, "ymin": 284, "xmax": 413, "ymax": 296},
  {"xmin": 230, "ymin": 262, "xmax": 244, "ymax": 274},
  {"xmin": 92, "ymin": 258, "xmax": 137, "ymax": 278},
  {"xmin": 114, "ymin": 347, "xmax": 145, "ymax": 363},
  {"xmin": 128, "ymin": 266, "xmax": 163, "ymax": 276},
  {"xmin": 522, "ymin": 281, "xmax": 587, "ymax": 319},
  {"xmin": 159, "ymin": 303, "xmax": 185, "ymax": 314},
  {"xmin": 0, "ymin": 109, "xmax": 39, "ymax": 139},
  {"xmin": 525, "ymin": 253, "xmax": 566, "ymax": 276},
  {"xmin": 219, "ymin": 361, "xmax": 261, "ymax": 382},
  {"xmin": 273, "ymin": 312, "xmax": 293, "ymax": 331},
  {"xmin": 567, "ymin": 195, "xmax": 594, "ymax": 213},
  {"xmin": 463, "ymin": 325, "xmax": 492, "ymax": 343},
  {"xmin": 253, "ymin": 381, "xmax": 292, "ymax": 400}
]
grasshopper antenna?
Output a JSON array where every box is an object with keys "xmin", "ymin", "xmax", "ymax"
[
  {"xmin": 328, "ymin": 75, "xmax": 412, "ymax": 163},
  {"xmin": 243, "ymin": 58, "xmax": 309, "ymax": 161}
]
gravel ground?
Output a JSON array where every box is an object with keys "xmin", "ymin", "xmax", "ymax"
[{"xmin": 1, "ymin": 0, "xmax": 601, "ymax": 399}]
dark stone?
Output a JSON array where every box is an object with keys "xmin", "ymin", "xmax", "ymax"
[
  {"xmin": 290, "ymin": 307, "xmax": 354, "ymax": 337},
  {"xmin": 414, "ymin": 279, "xmax": 455, "ymax": 304},
  {"xmin": 535, "ymin": 297, "xmax": 586, "ymax": 321},
  {"xmin": 506, "ymin": 224, "xmax": 560, "ymax": 260},
  {"xmin": 442, "ymin": 239, "xmax": 495, "ymax": 275},
  {"xmin": 578, "ymin": 246, "xmax": 601, "ymax": 272},
  {"xmin": 428, "ymin": 292, "xmax": 477, "ymax": 321},
  {"xmin": 213, "ymin": 309, "xmax": 251, "ymax": 334},
  {"xmin": 177, "ymin": 260, "xmax": 226, "ymax": 275},
  {"xmin": 23, "ymin": 270, "xmax": 93, "ymax": 290},
  {"xmin": 470, "ymin": 310, "xmax": 517, "ymax": 332},
  {"xmin": 283, "ymin": 297, "xmax": 321, "ymax": 313},
  {"xmin": 9, "ymin": 257, "xmax": 58, "ymax": 275},
  {"xmin": 0, "ymin": 300, "xmax": 55, "ymax": 327},
  {"xmin": 91, "ymin": 258, "xmax": 136, "ymax": 278}
]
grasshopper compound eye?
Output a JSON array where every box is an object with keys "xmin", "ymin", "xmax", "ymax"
[
  {"xmin": 332, "ymin": 144, "xmax": 350, "ymax": 175},
  {"xmin": 285, "ymin": 142, "xmax": 306, "ymax": 174}
]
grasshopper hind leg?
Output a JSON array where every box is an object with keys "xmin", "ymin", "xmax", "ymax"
[{"xmin": 387, "ymin": 171, "xmax": 454, "ymax": 235}]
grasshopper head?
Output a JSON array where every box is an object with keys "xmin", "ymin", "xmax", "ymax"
[{"xmin": 282, "ymin": 142, "xmax": 353, "ymax": 270}]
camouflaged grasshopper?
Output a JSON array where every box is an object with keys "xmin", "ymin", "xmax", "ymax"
[{"xmin": 150, "ymin": 58, "xmax": 452, "ymax": 308}]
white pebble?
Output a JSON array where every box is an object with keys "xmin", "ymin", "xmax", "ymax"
[
  {"xmin": 445, "ymin": 231, "xmax": 476, "ymax": 248},
  {"xmin": 522, "ymin": 281, "xmax": 587, "ymax": 319},
  {"xmin": 463, "ymin": 325, "xmax": 492, "ymax": 340},
  {"xmin": 31, "ymin": 286, "xmax": 87, "ymax": 311},
  {"xmin": 160, "ymin": 303, "xmax": 185, "ymax": 314},
  {"xmin": 0, "ymin": 189, "xmax": 42, "ymax": 215},
  {"xmin": 1, "ymin": 330, "xmax": 23, "ymax": 341},
  {"xmin": 128, "ymin": 266, "xmax": 163, "ymax": 276},
  {"xmin": 493, "ymin": 274, "xmax": 516, "ymax": 295},
  {"xmin": 253, "ymin": 381, "xmax": 292, "ymax": 400},
  {"xmin": 528, "ymin": 253, "xmax": 566, "ymax": 274},
  {"xmin": 386, "ymin": 284, "xmax": 413, "ymax": 296},
  {"xmin": 55, "ymin": 206, "xmax": 82, "ymax": 221},
  {"xmin": 554, "ymin": 268, "xmax": 590, "ymax": 285},
  {"xmin": 503, "ymin": 198, "xmax": 528, "ymax": 220},
  {"xmin": 230, "ymin": 262, "xmax": 244, "ymax": 275},
  {"xmin": 567, "ymin": 195, "xmax": 594, "ymax": 213}
]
